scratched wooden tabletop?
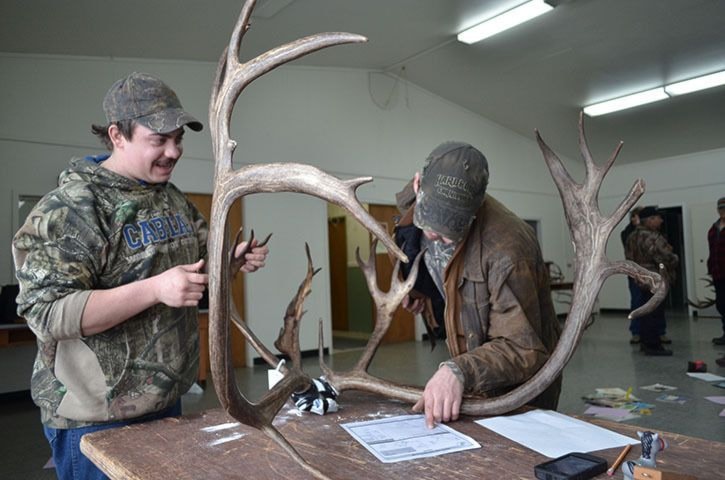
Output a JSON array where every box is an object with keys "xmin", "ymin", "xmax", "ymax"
[{"xmin": 81, "ymin": 392, "xmax": 723, "ymax": 479}]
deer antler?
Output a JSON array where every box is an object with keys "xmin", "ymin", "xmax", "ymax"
[
  {"xmin": 688, "ymin": 277, "xmax": 716, "ymax": 309},
  {"xmin": 274, "ymin": 243, "xmax": 321, "ymax": 370},
  {"xmin": 318, "ymin": 241, "xmax": 424, "ymax": 393},
  {"xmin": 229, "ymin": 228, "xmax": 272, "ymax": 276},
  {"xmin": 309, "ymin": 112, "xmax": 669, "ymax": 417},
  {"xmin": 206, "ymin": 1, "xmax": 406, "ymax": 478}
]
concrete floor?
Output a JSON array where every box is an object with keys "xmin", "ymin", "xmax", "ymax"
[{"xmin": 2, "ymin": 310, "xmax": 724, "ymax": 479}]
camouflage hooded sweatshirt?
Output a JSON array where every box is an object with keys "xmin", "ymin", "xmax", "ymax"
[{"xmin": 13, "ymin": 156, "xmax": 207, "ymax": 429}]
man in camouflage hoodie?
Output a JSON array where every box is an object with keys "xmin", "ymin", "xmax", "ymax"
[
  {"xmin": 626, "ymin": 206, "xmax": 679, "ymax": 356},
  {"xmin": 12, "ymin": 72, "xmax": 268, "ymax": 480},
  {"xmin": 394, "ymin": 142, "xmax": 561, "ymax": 429}
]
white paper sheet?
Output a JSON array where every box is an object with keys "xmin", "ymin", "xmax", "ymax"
[
  {"xmin": 341, "ymin": 414, "xmax": 480, "ymax": 463},
  {"xmin": 475, "ymin": 409, "xmax": 638, "ymax": 458},
  {"xmin": 686, "ymin": 372, "xmax": 725, "ymax": 382}
]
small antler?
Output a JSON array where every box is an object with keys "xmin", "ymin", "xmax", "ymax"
[
  {"xmin": 274, "ymin": 243, "xmax": 321, "ymax": 370},
  {"xmin": 687, "ymin": 276, "xmax": 716, "ymax": 309},
  {"xmin": 320, "ymin": 241, "xmax": 423, "ymax": 387},
  {"xmin": 229, "ymin": 228, "xmax": 272, "ymax": 276}
]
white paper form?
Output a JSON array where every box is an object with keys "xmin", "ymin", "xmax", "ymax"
[
  {"xmin": 475, "ymin": 410, "xmax": 638, "ymax": 458},
  {"xmin": 341, "ymin": 414, "xmax": 480, "ymax": 463},
  {"xmin": 686, "ymin": 372, "xmax": 725, "ymax": 382}
]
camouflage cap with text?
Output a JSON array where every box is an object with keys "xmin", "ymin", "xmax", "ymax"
[
  {"xmin": 413, "ymin": 142, "xmax": 489, "ymax": 242},
  {"xmin": 103, "ymin": 72, "xmax": 203, "ymax": 133}
]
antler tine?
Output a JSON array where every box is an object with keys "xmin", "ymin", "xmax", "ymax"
[
  {"xmin": 210, "ymin": 32, "xmax": 366, "ymax": 172},
  {"xmin": 356, "ymin": 242, "xmax": 380, "ymax": 296},
  {"xmin": 260, "ymin": 424, "xmax": 331, "ymax": 480},
  {"xmin": 274, "ymin": 243, "xmax": 320, "ymax": 370},
  {"xmin": 229, "ymin": 228, "xmax": 273, "ymax": 276},
  {"xmin": 687, "ymin": 277, "xmax": 716, "ymax": 309},
  {"xmin": 688, "ymin": 297, "xmax": 716, "ymax": 309},
  {"xmin": 601, "ymin": 260, "xmax": 667, "ymax": 319},
  {"xmin": 218, "ymin": 164, "xmax": 407, "ymax": 262},
  {"xmin": 227, "ymin": 0, "xmax": 256, "ymax": 67},
  {"xmin": 577, "ymin": 110, "xmax": 596, "ymax": 169},
  {"xmin": 629, "ymin": 264, "xmax": 669, "ymax": 319},
  {"xmin": 208, "ymin": 0, "xmax": 252, "ymax": 110},
  {"xmin": 535, "ymin": 129, "xmax": 579, "ymax": 206},
  {"xmin": 355, "ymin": 248, "xmax": 423, "ymax": 372},
  {"xmin": 229, "ymin": 309, "xmax": 281, "ymax": 369},
  {"xmin": 578, "ymin": 113, "xmax": 625, "ymax": 205}
]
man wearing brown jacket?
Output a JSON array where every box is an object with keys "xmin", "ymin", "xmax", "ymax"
[
  {"xmin": 394, "ymin": 142, "xmax": 561, "ymax": 428},
  {"xmin": 627, "ymin": 206, "xmax": 679, "ymax": 356}
]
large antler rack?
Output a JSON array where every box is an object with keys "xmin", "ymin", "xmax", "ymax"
[
  {"xmin": 297, "ymin": 113, "xmax": 670, "ymax": 417},
  {"xmin": 206, "ymin": 1, "xmax": 406, "ymax": 478}
]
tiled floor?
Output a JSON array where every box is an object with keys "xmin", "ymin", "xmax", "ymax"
[{"xmin": 2, "ymin": 310, "xmax": 724, "ymax": 479}]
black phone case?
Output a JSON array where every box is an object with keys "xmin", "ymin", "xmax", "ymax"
[{"xmin": 534, "ymin": 452, "xmax": 608, "ymax": 480}]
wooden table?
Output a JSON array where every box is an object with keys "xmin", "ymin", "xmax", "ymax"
[
  {"xmin": 550, "ymin": 281, "xmax": 574, "ymax": 291},
  {"xmin": 81, "ymin": 392, "xmax": 723, "ymax": 480}
]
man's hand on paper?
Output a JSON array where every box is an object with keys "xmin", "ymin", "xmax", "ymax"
[{"xmin": 412, "ymin": 364, "xmax": 463, "ymax": 428}]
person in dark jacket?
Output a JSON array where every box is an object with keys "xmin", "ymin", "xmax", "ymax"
[
  {"xmin": 622, "ymin": 206, "xmax": 643, "ymax": 343},
  {"xmin": 709, "ymin": 197, "xmax": 725, "ymax": 345},
  {"xmin": 626, "ymin": 206, "xmax": 679, "ymax": 356},
  {"xmin": 394, "ymin": 142, "xmax": 561, "ymax": 428}
]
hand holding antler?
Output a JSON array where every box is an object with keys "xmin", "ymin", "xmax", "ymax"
[{"xmin": 230, "ymin": 228, "xmax": 272, "ymax": 274}]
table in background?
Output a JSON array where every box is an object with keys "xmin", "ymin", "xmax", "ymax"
[
  {"xmin": 550, "ymin": 281, "xmax": 574, "ymax": 292},
  {"xmin": 81, "ymin": 392, "xmax": 722, "ymax": 479}
]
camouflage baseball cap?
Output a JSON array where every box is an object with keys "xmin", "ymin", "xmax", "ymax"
[
  {"xmin": 413, "ymin": 142, "xmax": 489, "ymax": 242},
  {"xmin": 103, "ymin": 72, "xmax": 203, "ymax": 133},
  {"xmin": 638, "ymin": 205, "xmax": 660, "ymax": 219}
]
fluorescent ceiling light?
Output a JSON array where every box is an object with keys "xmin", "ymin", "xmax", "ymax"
[
  {"xmin": 583, "ymin": 87, "xmax": 669, "ymax": 117},
  {"xmin": 457, "ymin": 0, "xmax": 553, "ymax": 44},
  {"xmin": 665, "ymin": 70, "xmax": 725, "ymax": 96}
]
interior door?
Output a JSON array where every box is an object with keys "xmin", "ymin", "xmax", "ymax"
[
  {"xmin": 186, "ymin": 193, "xmax": 246, "ymax": 368},
  {"xmin": 368, "ymin": 204, "xmax": 415, "ymax": 343},
  {"xmin": 328, "ymin": 216, "xmax": 349, "ymax": 331}
]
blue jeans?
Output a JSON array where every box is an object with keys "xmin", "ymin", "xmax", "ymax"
[{"xmin": 43, "ymin": 400, "xmax": 182, "ymax": 480}]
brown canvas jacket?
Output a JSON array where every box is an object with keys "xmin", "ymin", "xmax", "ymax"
[{"xmin": 397, "ymin": 184, "xmax": 561, "ymax": 409}]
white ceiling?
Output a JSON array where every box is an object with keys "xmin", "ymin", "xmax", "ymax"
[{"xmin": 3, "ymin": 0, "xmax": 725, "ymax": 164}]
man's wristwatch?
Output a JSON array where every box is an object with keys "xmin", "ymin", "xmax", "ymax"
[{"xmin": 438, "ymin": 360, "xmax": 465, "ymax": 386}]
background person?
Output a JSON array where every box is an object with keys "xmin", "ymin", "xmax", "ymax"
[
  {"xmin": 626, "ymin": 206, "xmax": 678, "ymax": 356},
  {"xmin": 622, "ymin": 206, "xmax": 643, "ymax": 344},
  {"xmin": 708, "ymin": 197, "xmax": 725, "ymax": 345}
]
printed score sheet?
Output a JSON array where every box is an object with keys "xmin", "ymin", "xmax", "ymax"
[{"xmin": 341, "ymin": 414, "xmax": 480, "ymax": 463}]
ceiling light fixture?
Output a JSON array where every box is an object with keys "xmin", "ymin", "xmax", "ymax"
[
  {"xmin": 457, "ymin": 0, "xmax": 554, "ymax": 44},
  {"xmin": 583, "ymin": 88, "xmax": 669, "ymax": 117},
  {"xmin": 665, "ymin": 70, "xmax": 725, "ymax": 96},
  {"xmin": 583, "ymin": 69, "xmax": 725, "ymax": 116}
]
